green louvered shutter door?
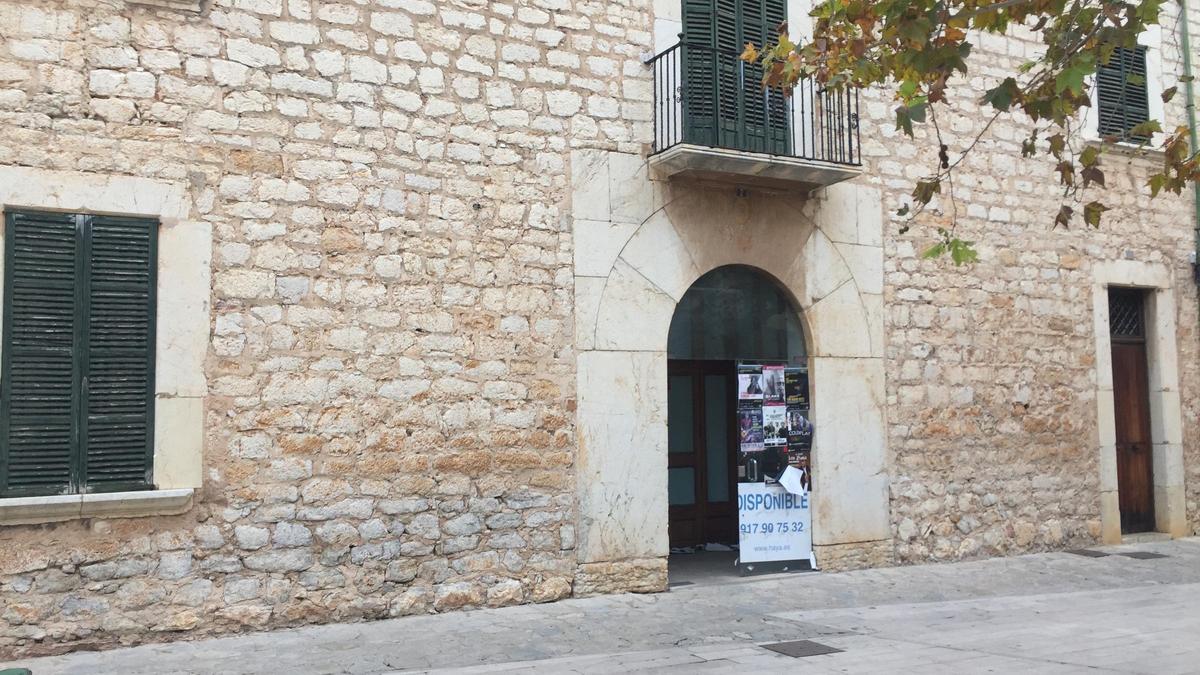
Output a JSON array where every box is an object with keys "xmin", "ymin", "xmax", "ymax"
[
  {"xmin": 1097, "ymin": 46, "xmax": 1150, "ymax": 142},
  {"xmin": 682, "ymin": 0, "xmax": 789, "ymax": 153},
  {"xmin": 0, "ymin": 211, "xmax": 81, "ymax": 496},
  {"xmin": 714, "ymin": 0, "xmax": 741, "ymax": 148},
  {"xmin": 762, "ymin": 0, "xmax": 790, "ymax": 154},
  {"xmin": 83, "ymin": 215, "xmax": 157, "ymax": 492},
  {"xmin": 741, "ymin": 0, "xmax": 768, "ymax": 152},
  {"xmin": 683, "ymin": 0, "xmax": 718, "ymax": 146}
]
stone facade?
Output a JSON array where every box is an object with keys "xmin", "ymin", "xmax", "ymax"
[{"xmin": 0, "ymin": 0, "xmax": 1196, "ymax": 661}]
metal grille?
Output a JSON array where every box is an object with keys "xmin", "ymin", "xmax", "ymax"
[
  {"xmin": 761, "ymin": 640, "xmax": 844, "ymax": 658},
  {"xmin": 1108, "ymin": 288, "xmax": 1145, "ymax": 339}
]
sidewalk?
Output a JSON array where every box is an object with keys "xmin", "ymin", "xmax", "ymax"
[{"xmin": 8, "ymin": 538, "xmax": 1200, "ymax": 674}]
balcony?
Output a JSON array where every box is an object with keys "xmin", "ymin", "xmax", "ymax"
[{"xmin": 647, "ymin": 42, "xmax": 862, "ymax": 192}]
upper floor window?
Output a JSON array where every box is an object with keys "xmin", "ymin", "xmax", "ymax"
[
  {"xmin": 1086, "ymin": 25, "xmax": 1163, "ymax": 145},
  {"xmin": 681, "ymin": 0, "xmax": 790, "ymax": 154},
  {"xmin": 0, "ymin": 209, "xmax": 158, "ymax": 497},
  {"xmin": 1097, "ymin": 46, "xmax": 1151, "ymax": 141}
]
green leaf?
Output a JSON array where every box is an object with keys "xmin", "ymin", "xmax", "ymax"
[
  {"xmin": 1080, "ymin": 145, "xmax": 1101, "ymax": 167},
  {"xmin": 1148, "ymin": 173, "xmax": 1168, "ymax": 197},
  {"xmin": 948, "ymin": 238, "xmax": 978, "ymax": 265},
  {"xmin": 1083, "ymin": 201, "xmax": 1108, "ymax": 227},
  {"xmin": 912, "ymin": 179, "xmax": 941, "ymax": 205},
  {"xmin": 1048, "ymin": 133, "xmax": 1066, "ymax": 157},
  {"xmin": 1055, "ymin": 63, "xmax": 1089, "ymax": 95},
  {"xmin": 1128, "ymin": 119, "xmax": 1163, "ymax": 137},
  {"xmin": 982, "ymin": 77, "xmax": 1020, "ymax": 111},
  {"xmin": 921, "ymin": 242, "xmax": 946, "ymax": 259}
]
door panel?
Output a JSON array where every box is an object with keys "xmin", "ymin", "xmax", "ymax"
[
  {"xmin": 668, "ymin": 360, "xmax": 738, "ymax": 548},
  {"xmin": 1112, "ymin": 341, "xmax": 1155, "ymax": 533}
]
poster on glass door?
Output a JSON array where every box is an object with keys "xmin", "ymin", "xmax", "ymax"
[{"xmin": 735, "ymin": 361, "xmax": 815, "ymax": 568}]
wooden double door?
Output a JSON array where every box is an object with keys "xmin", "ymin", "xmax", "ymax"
[{"xmin": 667, "ymin": 359, "xmax": 738, "ymax": 548}]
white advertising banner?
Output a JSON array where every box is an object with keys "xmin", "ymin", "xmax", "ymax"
[{"xmin": 737, "ymin": 482, "xmax": 813, "ymax": 564}]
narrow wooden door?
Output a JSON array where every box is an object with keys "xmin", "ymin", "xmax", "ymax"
[
  {"xmin": 1109, "ymin": 289, "xmax": 1155, "ymax": 534},
  {"xmin": 667, "ymin": 360, "xmax": 738, "ymax": 548}
]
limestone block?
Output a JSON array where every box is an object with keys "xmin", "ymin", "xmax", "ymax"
[
  {"xmin": 592, "ymin": 259, "xmax": 677, "ymax": 352},
  {"xmin": 575, "ymin": 350, "xmax": 669, "ymax": 562},
  {"xmin": 573, "ymin": 557, "xmax": 667, "ymax": 596},
  {"xmin": 854, "ymin": 184, "xmax": 883, "ymax": 247},
  {"xmin": 859, "ymin": 292, "xmax": 885, "ymax": 358},
  {"xmin": 573, "ymin": 276, "xmax": 605, "ymax": 352},
  {"xmin": 570, "ymin": 149, "xmax": 609, "ymax": 221},
  {"xmin": 1147, "ymin": 288, "xmax": 1179, "ymax": 390},
  {"xmin": 1098, "ymin": 442, "xmax": 1118, "ymax": 492},
  {"xmin": 652, "ymin": 17, "xmax": 682, "ymax": 53},
  {"xmin": 1153, "ymin": 481, "xmax": 1189, "ymax": 537},
  {"xmin": 805, "ymin": 280, "xmax": 873, "ymax": 358},
  {"xmin": 608, "ymin": 152, "xmax": 655, "ymax": 225},
  {"xmin": 156, "ymin": 220, "xmax": 211, "ymax": 398},
  {"xmin": 799, "ymin": 229, "xmax": 853, "ymax": 306},
  {"xmin": 573, "ymin": 219, "xmax": 638, "ymax": 278},
  {"xmin": 153, "ymin": 396, "xmax": 203, "ymax": 489},
  {"xmin": 1149, "ymin": 389, "xmax": 1184, "ymax": 445},
  {"xmin": 810, "ymin": 356, "xmax": 890, "ymax": 545},
  {"xmin": 0, "ymin": 166, "xmax": 189, "ymax": 222},
  {"xmin": 617, "ymin": 210, "xmax": 699, "ymax": 301},
  {"xmin": 1099, "ymin": 491, "xmax": 1122, "ymax": 544},
  {"xmin": 812, "ymin": 182, "xmax": 861, "ymax": 245},
  {"xmin": 833, "ymin": 242, "xmax": 883, "ymax": 296},
  {"xmin": 1152, "ymin": 443, "xmax": 1185, "ymax": 487}
]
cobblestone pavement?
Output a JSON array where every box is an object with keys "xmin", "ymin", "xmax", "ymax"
[{"xmin": 8, "ymin": 538, "xmax": 1200, "ymax": 674}]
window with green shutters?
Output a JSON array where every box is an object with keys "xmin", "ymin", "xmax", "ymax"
[
  {"xmin": 0, "ymin": 209, "xmax": 158, "ymax": 497},
  {"xmin": 682, "ymin": 0, "xmax": 789, "ymax": 154},
  {"xmin": 1096, "ymin": 46, "xmax": 1151, "ymax": 142}
]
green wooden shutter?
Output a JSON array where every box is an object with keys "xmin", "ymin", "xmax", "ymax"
[
  {"xmin": 83, "ymin": 215, "xmax": 157, "ymax": 492},
  {"xmin": 683, "ymin": 0, "xmax": 718, "ymax": 145},
  {"xmin": 762, "ymin": 0, "xmax": 790, "ymax": 154},
  {"xmin": 0, "ymin": 210, "xmax": 156, "ymax": 496},
  {"xmin": 1097, "ymin": 46, "xmax": 1150, "ymax": 141},
  {"xmin": 1, "ymin": 211, "xmax": 82, "ymax": 496},
  {"xmin": 682, "ymin": 0, "xmax": 789, "ymax": 153}
]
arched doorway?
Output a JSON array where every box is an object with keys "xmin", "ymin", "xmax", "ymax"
[{"xmin": 666, "ymin": 265, "xmax": 809, "ymax": 551}]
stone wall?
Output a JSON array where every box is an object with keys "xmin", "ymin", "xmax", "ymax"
[
  {"xmin": 0, "ymin": 0, "xmax": 1197, "ymax": 661},
  {"xmin": 869, "ymin": 12, "xmax": 1200, "ymax": 560},
  {"xmin": 0, "ymin": 0, "xmax": 652, "ymax": 658}
]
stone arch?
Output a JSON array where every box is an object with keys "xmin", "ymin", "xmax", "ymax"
[{"xmin": 571, "ymin": 150, "xmax": 890, "ymax": 592}]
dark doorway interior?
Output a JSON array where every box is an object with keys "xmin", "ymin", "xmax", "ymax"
[
  {"xmin": 1109, "ymin": 287, "xmax": 1155, "ymax": 534},
  {"xmin": 667, "ymin": 359, "xmax": 737, "ymax": 548}
]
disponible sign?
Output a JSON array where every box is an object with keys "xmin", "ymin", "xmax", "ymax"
[{"xmin": 737, "ymin": 483, "xmax": 813, "ymax": 564}]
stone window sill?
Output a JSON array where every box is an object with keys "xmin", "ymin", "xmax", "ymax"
[
  {"xmin": 0, "ymin": 488, "xmax": 194, "ymax": 526},
  {"xmin": 1083, "ymin": 136, "xmax": 1166, "ymax": 160}
]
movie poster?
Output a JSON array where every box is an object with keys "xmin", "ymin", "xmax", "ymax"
[
  {"xmin": 786, "ymin": 407, "xmax": 813, "ymax": 450},
  {"xmin": 737, "ymin": 405, "xmax": 764, "ymax": 452},
  {"xmin": 762, "ymin": 364, "xmax": 786, "ymax": 404},
  {"xmin": 738, "ymin": 364, "xmax": 764, "ymax": 401},
  {"xmin": 763, "ymin": 405, "xmax": 787, "ymax": 446},
  {"xmin": 784, "ymin": 368, "xmax": 809, "ymax": 407}
]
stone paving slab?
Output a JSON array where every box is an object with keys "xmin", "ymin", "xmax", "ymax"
[{"xmin": 7, "ymin": 538, "xmax": 1199, "ymax": 674}]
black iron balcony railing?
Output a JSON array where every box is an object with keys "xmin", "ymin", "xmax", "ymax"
[{"xmin": 647, "ymin": 42, "xmax": 860, "ymax": 167}]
